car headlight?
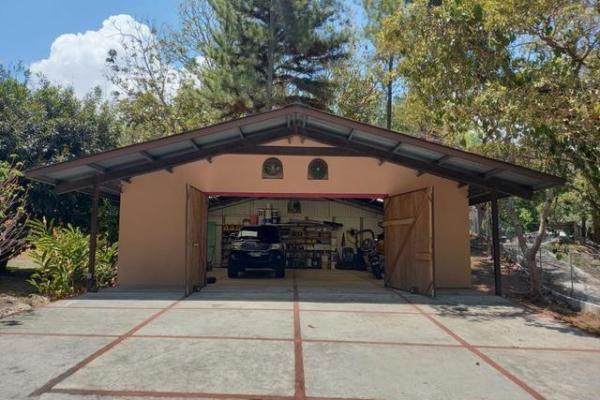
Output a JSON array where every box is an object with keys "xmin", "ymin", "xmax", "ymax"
[{"xmin": 270, "ymin": 243, "xmax": 282, "ymax": 250}]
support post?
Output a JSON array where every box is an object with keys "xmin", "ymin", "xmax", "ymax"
[
  {"xmin": 87, "ymin": 183, "xmax": 100, "ymax": 292},
  {"xmin": 490, "ymin": 192, "xmax": 502, "ymax": 296}
]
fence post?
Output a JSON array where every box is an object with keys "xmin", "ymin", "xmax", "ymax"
[
  {"xmin": 490, "ymin": 193, "xmax": 502, "ymax": 296},
  {"xmin": 539, "ymin": 245, "xmax": 543, "ymax": 284},
  {"xmin": 569, "ymin": 252, "xmax": 574, "ymax": 296}
]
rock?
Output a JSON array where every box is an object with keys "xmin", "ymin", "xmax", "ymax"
[{"xmin": 0, "ymin": 294, "xmax": 32, "ymax": 319}]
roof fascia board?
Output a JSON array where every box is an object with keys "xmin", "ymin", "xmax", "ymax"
[
  {"xmin": 299, "ymin": 107, "xmax": 564, "ymax": 186},
  {"xmin": 301, "ymin": 126, "xmax": 534, "ymax": 199},
  {"xmin": 26, "ymin": 106, "xmax": 294, "ymax": 179},
  {"xmin": 54, "ymin": 126, "xmax": 292, "ymax": 194}
]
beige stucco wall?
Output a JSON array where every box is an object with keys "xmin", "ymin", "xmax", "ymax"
[{"xmin": 117, "ymin": 136, "xmax": 471, "ymax": 289}]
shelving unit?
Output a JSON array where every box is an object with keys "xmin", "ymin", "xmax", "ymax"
[
  {"xmin": 279, "ymin": 224, "xmax": 334, "ymax": 269},
  {"xmin": 220, "ymin": 224, "xmax": 241, "ymax": 267}
]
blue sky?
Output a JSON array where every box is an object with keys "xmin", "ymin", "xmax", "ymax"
[
  {"xmin": 0, "ymin": 1, "xmax": 365, "ymax": 98},
  {"xmin": 0, "ymin": 0, "xmax": 179, "ymax": 66}
]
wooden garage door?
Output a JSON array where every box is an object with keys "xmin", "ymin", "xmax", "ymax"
[
  {"xmin": 185, "ymin": 184, "xmax": 208, "ymax": 296},
  {"xmin": 383, "ymin": 187, "xmax": 435, "ymax": 296}
]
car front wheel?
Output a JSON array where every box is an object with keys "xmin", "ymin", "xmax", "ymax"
[{"xmin": 228, "ymin": 266, "xmax": 239, "ymax": 278}]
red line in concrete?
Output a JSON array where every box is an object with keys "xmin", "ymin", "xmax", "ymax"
[
  {"xmin": 48, "ymin": 388, "xmax": 375, "ymax": 400},
  {"xmin": 307, "ymin": 397, "xmax": 375, "ymax": 400},
  {"xmin": 392, "ymin": 290, "xmax": 546, "ymax": 400},
  {"xmin": 303, "ymin": 338, "xmax": 463, "ymax": 348},
  {"xmin": 46, "ymin": 305, "xmax": 165, "ymax": 310},
  {"xmin": 3, "ymin": 330, "xmax": 594, "ymax": 354},
  {"xmin": 171, "ymin": 307, "xmax": 293, "ymax": 312},
  {"xmin": 49, "ymin": 388, "xmax": 294, "ymax": 399},
  {"xmin": 134, "ymin": 334, "xmax": 293, "ymax": 342},
  {"xmin": 29, "ymin": 297, "xmax": 184, "ymax": 398},
  {"xmin": 476, "ymin": 344, "xmax": 600, "ymax": 353},
  {"xmin": 300, "ymin": 308, "xmax": 423, "ymax": 315},
  {"xmin": 0, "ymin": 332, "xmax": 118, "ymax": 338},
  {"xmin": 293, "ymin": 271, "xmax": 307, "ymax": 400}
]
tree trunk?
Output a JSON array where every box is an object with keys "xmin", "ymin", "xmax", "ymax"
[
  {"xmin": 476, "ymin": 203, "xmax": 487, "ymax": 238},
  {"xmin": 266, "ymin": 0, "xmax": 275, "ymax": 111},
  {"xmin": 591, "ymin": 207, "xmax": 600, "ymax": 242},
  {"xmin": 386, "ymin": 56, "xmax": 393, "ymax": 130},
  {"xmin": 507, "ymin": 194, "xmax": 554, "ymax": 298},
  {"xmin": 0, "ymin": 257, "xmax": 8, "ymax": 274}
]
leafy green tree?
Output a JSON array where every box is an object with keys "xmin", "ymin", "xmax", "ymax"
[
  {"xmin": 175, "ymin": 0, "xmax": 350, "ymax": 117},
  {"xmin": 330, "ymin": 59, "xmax": 383, "ymax": 124},
  {"xmin": 0, "ymin": 66, "xmax": 122, "ymax": 231},
  {"xmin": 362, "ymin": 0, "xmax": 406, "ymax": 129},
  {"xmin": 104, "ymin": 19, "xmax": 221, "ymax": 142}
]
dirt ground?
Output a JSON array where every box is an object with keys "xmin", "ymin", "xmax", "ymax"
[
  {"xmin": 471, "ymin": 248, "xmax": 600, "ymax": 337},
  {"xmin": 0, "ymin": 254, "xmax": 48, "ymax": 318}
]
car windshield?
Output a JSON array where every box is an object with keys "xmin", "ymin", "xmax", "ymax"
[{"xmin": 237, "ymin": 226, "xmax": 280, "ymax": 243}]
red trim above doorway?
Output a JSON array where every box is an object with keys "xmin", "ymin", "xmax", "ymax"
[{"xmin": 204, "ymin": 191, "xmax": 388, "ymax": 199}]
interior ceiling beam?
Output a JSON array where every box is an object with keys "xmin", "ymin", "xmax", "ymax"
[
  {"xmin": 300, "ymin": 127, "xmax": 533, "ymax": 199},
  {"xmin": 54, "ymin": 126, "xmax": 291, "ymax": 194},
  {"xmin": 228, "ymin": 146, "xmax": 370, "ymax": 157}
]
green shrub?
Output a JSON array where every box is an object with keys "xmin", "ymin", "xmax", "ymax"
[{"xmin": 27, "ymin": 219, "xmax": 118, "ymax": 298}]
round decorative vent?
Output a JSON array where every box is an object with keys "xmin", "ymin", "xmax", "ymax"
[
  {"xmin": 262, "ymin": 157, "xmax": 283, "ymax": 179},
  {"xmin": 308, "ymin": 158, "xmax": 328, "ymax": 180}
]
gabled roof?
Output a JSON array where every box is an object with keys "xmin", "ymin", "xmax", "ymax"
[{"xmin": 25, "ymin": 104, "xmax": 564, "ymax": 204}]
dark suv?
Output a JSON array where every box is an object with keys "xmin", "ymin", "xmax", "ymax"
[{"xmin": 228, "ymin": 225, "xmax": 285, "ymax": 278}]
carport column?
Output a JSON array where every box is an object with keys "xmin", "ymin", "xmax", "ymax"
[
  {"xmin": 87, "ymin": 183, "xmax": 100, "ymax": 292},
  {"xmin": 490, "ymin": 192, "xmax": 502, "ymax": 296}
]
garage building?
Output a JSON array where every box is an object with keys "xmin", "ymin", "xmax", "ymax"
[{"xmin": 25, "ymin": 104, "xmax": 564, "ymax": 296}]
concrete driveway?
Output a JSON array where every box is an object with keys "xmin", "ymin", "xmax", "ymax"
[{"xmin": 1, "ymin": 269, "xmax": 599, "ymax": 400}]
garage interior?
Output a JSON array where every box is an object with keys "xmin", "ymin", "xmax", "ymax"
[{"xmin": 207, "ymin": 196, "xmax": 383, "ymax": 272}]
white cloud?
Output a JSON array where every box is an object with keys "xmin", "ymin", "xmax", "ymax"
[{"xmin": 29, "ymin": 15, "xmax": 163, "ymax": 98}]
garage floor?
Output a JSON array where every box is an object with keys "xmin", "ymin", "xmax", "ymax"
[{"xmin": 1, "ymin": 270, "xmax": 600, "ymax": 400}]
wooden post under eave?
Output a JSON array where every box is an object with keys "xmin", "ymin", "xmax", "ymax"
[
  {"xmin": 491, "ymin": 192, "xmax": 502, "ymax": 296},
  {"xmin": 87, "ymin": 183, "xmax": 100, "ymax": 292}
]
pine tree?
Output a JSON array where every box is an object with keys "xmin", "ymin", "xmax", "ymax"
[{"xmin": 179, "ymin": 0, "xmax": 349, "ymax": 117}]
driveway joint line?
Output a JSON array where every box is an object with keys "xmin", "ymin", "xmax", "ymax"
[
  {"xmin": 133, "ymin": 334, "xmax": 294, "ymax": 342},
  {"xmin": 28, "ymin": 296, "xmax": 185, "ymax": 397},
  {"xmin": 171, "ymin": 307, "xmax": 294, "ymax": 312},
  {"xmin": 47, "ymin": 387, "xmax": 375, "ymax": 400},
  {"xmin": 4, "ymin": 329, "xmax": 594, "ymax": 353},
  {"xmin": 45, "ymin": 305, "xmax": 166, "ymax": 310},
  {"xmin": 293, "ymin": 271, "xmax": 307, "ymax": 400},
  {"xmin": 0, "ymin": 332, "xmax": 119, "ymax": 338},
  {"xmin": 391, "ymin": 289, "xmax": 546, "ymax": 400}
]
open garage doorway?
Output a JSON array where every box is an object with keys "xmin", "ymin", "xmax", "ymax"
[
  {"xmin": 186, "ymin": 190, "xmax": 436, "ymax": 296},
  {"xmin": 200, "ymin": 194, "xmax": 386, "ymax": 285}
]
